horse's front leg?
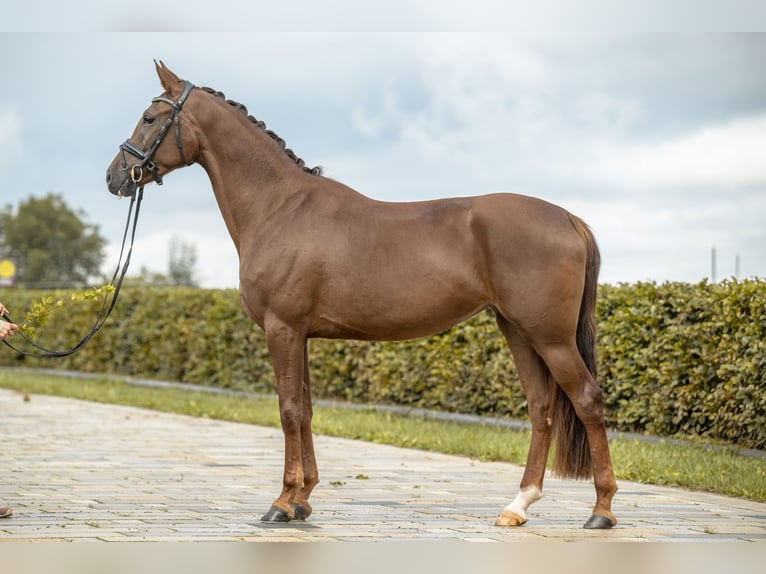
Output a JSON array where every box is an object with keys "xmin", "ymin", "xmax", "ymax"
[
  {"xmin": 291, "ymin": 343, "xmax": 319, "ymax": 520},
  {"xmin": 261, "ymin": 320, "xmax": 307, "ymax": 523}
]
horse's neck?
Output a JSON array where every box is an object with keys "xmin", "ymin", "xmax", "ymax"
[{"xmin": 193, "ymin": 99, "xmax": 303, "ymax": 251}]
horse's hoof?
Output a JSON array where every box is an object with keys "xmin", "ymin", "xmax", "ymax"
[
  {"xmin": 583, "ymin": 513, "xmax": 616, "ymax": 529},
  {"xmin": 261, "ymin": 505, "xmax": 293, "ymax": 522},
  {"xmin": 494, "ymin": 509, "xmax": 527, "ymax": 527},
  {"xmin": 291, "ymin": 503, "xmax": 312, "ymax": 521}
]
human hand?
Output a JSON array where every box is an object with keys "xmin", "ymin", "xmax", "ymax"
[{"xmin": 0, "ymin": 319, "xmax": 19, "ymax": 340}]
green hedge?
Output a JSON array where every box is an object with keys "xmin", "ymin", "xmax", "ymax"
[
  {"xmin": 1, "ymin": 280, "xmax": 764, "ymax": 450},
  {"xmin": 597, "ymin": 281, "xmax": 766, "ymax": 449}
]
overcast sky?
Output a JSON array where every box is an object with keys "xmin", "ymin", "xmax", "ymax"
[{"xmin": 1, "ymin": 14, "xmax": 765, "ymax": 287}]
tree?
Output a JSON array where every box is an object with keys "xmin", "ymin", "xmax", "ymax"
[
  {"xmin": 0, "ymin": 193, "xmax": 106, "ymax": 287},
  {"xmin": 168, "ymin": 236, "xmax": 198, "ymax": 287}
]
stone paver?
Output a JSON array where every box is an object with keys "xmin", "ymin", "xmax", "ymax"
[{"xmin": 1, "ymin": 388, "xmax": 765, "ymax": 542}]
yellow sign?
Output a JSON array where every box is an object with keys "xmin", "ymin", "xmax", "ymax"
[{"xmin": 0, "ymin": 260, "xmax": 15, "ymax": 279}]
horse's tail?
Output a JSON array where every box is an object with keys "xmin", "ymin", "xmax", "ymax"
[{"xmin": 551, "ymin": 213, "xmax": 601, "ymax": 479}]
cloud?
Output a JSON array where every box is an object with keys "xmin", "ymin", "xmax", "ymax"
[
  {"xmin": 100, "ymin": 172, "xmax": 240, "ymax": 289},
  {"xmin": 6, "ymin": 1, "xmax": 766, "ymax": 33},
  {"xmin": 584, "ymin": 113, "xmax": 766, "ymax": 189},
  {"xmin": 562, "ymin": 190, "xmax": 766, "ymax": 283},
  {"xmin": 0, "ymin": 107, "xmax": 23, "ymax": 167},
  {"xmin": 103, "ymin": 228, "xmax": 239, "ymax": 289},
  {"xmin": 337, "ymin": 35, "xmax": 766, "ymax": 204},
  {"xmin": 335, "ymin": 36, "xmax": 563, "ymax": 197}
]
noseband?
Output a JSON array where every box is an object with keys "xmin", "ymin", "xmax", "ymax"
[{"xmin": 119, "ymin": 80, "xmax": 195, "ymax": 189}]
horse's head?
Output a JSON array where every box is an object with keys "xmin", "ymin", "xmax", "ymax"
[{"xmin": 106, "ymin": 61, "xmax": 198, "ymax": 198}]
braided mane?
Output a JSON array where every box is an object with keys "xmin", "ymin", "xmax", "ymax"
[{"xmin": 200, "ymin": 86, "xmax": 322, "ymax": 176}]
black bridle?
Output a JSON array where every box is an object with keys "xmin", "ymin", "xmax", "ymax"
[
  {"xmin": 1, "ymin": 82, "xmax": 196, "ymax": 358},
  {"xmin": 119, "ymin": 80, "xmax": 195, "ymax": 193}
]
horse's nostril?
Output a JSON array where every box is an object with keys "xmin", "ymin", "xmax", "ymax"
[{"xmin": 106, "ymin": 171, "xmax": 111, "ymax": 184}]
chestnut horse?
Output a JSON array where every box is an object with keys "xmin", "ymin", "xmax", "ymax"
[{"xmin": 106, "ymin": 62, "xmax": 617, "ymax": 529}]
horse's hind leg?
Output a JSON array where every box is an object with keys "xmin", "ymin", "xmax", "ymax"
[
  {"xmin": 535, "ymin": 341, "xmax": 618, "ymax": 528},
  {"xmin": 291, "ymin": 343, "xmax": 319, "ymax": 520},
  {"xmin": 494, "ymin": 316, "xmax": 553, "ymax": 526}
]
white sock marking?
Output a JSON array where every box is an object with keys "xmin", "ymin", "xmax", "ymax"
[{"xmin": 504, "ymin": 486, "xmax": 543, "ymax": 521}]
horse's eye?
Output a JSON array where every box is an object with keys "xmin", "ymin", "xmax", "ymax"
[{"xmin": 143, "ymin": 115, "xmax": 155, "ymax": 125}]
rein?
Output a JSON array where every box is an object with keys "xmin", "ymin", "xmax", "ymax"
[{"xmin": 2, "ymin": 188, "xmax": 144, "ymax": 358}]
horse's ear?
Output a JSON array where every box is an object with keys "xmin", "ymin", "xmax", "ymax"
[{"xmin": 154, "ymin": 60, "xmax": 183, "ymax": 97}]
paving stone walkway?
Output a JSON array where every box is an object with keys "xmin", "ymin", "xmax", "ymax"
[{"xmin": 1, "ymin": 388, "xmax": 764, "ymax": 542}]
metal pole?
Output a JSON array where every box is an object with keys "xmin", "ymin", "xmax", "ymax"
[{"xmin": 711, "ymin": 247, "xmax": 717, "ymax": 283}]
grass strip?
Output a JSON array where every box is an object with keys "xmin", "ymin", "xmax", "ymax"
[{"xmin": 0, "ymin": 369, "xmax": 763, "ymax": 502}]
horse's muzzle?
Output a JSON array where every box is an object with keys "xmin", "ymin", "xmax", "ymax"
[{"xmin": 106, "ymin": 166, "xmax": 137, "ymax": 198}]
